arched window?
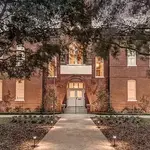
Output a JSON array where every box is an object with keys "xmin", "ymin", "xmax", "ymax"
[{"xmin": 69, "ymin": 42, "xmax": 83, "ymax": 65}]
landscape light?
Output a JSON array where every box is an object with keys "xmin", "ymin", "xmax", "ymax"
[
  {"xmin": 113, "ymin": 135, "xmax": 117, "ymax": 147},
  {"xmin": 51, "ymin": 120, "xmax": 54, "ymax": 128},
  {"xmin": 97, "ymin": 120, "xmax": 100, "ymax": 128},
  {"xmin": 33, "ymin": 136, "xmax": 37, "ymax": 147}
]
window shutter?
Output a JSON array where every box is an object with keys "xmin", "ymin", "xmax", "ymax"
[
  {"xmin": 16, "ymin": 80, "xmax": 25, "ymax": 101},
  {"xmin": 128, "ymin": 80, "xmax": 136, "ymax": 101},
  {"xmin": 0, "ymin": 80, "xmax": 2, "ymax": 101}
]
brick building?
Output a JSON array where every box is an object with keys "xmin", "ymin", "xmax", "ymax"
[{"xmin": 0, "ymin": 42, "xmax": 150, "ymax": 113}]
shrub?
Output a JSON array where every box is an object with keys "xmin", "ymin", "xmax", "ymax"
[
  {"xmin": 44, "ymin": 86, "xmax": 57, "ymax": 112},
  {"xmin": 121, "ymin": 107, "xmax": 143, "ymax": 114},
  {"xmin": 0, "ymin": 90, "xmax": 14, "ymax": 112},
  {"xmin": 34, "ymin": 106, "xmax": 42, "ymax": 112},
  {"xmin": 10, "ymin": 115, "xmax": 59, "ymax": 124},
  {"xmin": 92, "ymin": 89, "xmax": 108, "ymax": 112},
  {"xmin": 138, "ymin": 95, "xmax": 150, "ymax": 112},
  {"xmin": 13, "ymin": 106, "xmax": 24, "ymax": 113},
  {"xmin": 24, "ymin": 108, "xmax": 31, "ymax": 113}
]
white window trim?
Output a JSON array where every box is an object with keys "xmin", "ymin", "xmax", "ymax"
[
  {"xmin": 95, "ymin": 57, "xmax": 104, "ymax": 77},
  {"xmin": 16, "ymin": 45, "xmax": 25, "ymax": 67},
  {"xmin": 95, "ymin": 76, "xmax": 105, "ymax": 78},
  {"xmin": 15, "ymin": 80, "xmax": 25, "ymax": 101},
  {"xmin": 15, "ymin": 98, "xmax": 25, "ymax": 102},
  {"xmin": 68, "ymin": 44, "xmax": 83, "ymax": 65},
  {"xmin": 127, "ymin": 99, "xmax": 137, "ymax": 102},
  {"xmin": 67, "ymin": 64, "xmax": 85, "ymax": 66},
  {"xmin": 127, "ymin": 80, "xmax": 137, "ymax": 102},
  {"xmin": 127, "ymin": 50, "xmax": 137, "ymax": 66}
]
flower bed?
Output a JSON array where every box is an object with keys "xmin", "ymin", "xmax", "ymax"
[
  {"xmin": 0, "ymin": 115, "xmax": 60, "ymax": 150},
  {"xmin": 92, "ymin": 115, "xmax": 150, "ymax": 150}
]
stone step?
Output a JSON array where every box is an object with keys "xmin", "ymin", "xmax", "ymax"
[{"xmin": 64, "ymin": 106, "xmax": 87, "ymax": 114}]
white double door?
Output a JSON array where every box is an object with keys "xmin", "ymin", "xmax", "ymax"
[{"xmin": 67, "ymin": 89, "xmax": 85, "ymax": 107}]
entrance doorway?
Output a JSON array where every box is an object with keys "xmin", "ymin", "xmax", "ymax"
[
  {"xmin": 68, "ymin": 89, "xmax": 84, "ymax": 106},
  {"xmin": 67, "ymin": 82, "xmax": 85, "ymax": 107}
]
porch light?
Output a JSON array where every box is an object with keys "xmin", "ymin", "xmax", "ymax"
[
  {"xmin": 113, "ymin": 135, "xmax": 117, "ymax": 147},
  {"xmin": 33, "ymin": 136, "xmax": 37, "ymax": 147}
]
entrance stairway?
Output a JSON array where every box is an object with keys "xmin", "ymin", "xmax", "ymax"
[{"xmin": 64, "ymin": 106, "xmax": 87, "ymax": 114}]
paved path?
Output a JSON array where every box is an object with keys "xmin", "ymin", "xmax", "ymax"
[{"xmin": 35, "ymin": 114, "xmax": 114, "ymax": 150}]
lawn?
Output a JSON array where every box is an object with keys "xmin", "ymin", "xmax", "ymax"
[
  {"xmin": 92, "ymin": 116, "xmax": 150, "ymax": 150},
  {"xmin": 0, "ymin": 117, "xmax": 11, "ymax": 124},
  {"xmin": 0, "ymin": 115, "xmax": 59, "ymax": 150}
]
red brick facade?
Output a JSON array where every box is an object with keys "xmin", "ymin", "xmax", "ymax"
[
  {"xmin": 1, "ymin": 48, "xmax": 150, "ymax": 113},
  {"xmin": 1, "ymin": 76, "xmax": 42, "ymax": 112},
  {"xmin": 110, "ymin": 49, "xmax": 150, "ymax": 112}
]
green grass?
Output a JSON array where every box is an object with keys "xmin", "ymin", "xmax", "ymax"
[
  {"xmin": 0, "ymin": 117, "xmax": 11, "ymax": 124},
  {"xmin": 141, "ymin": 118, "xmax": 150, "ymax": 125}
]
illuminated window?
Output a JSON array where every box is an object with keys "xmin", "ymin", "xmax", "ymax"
[
  {"xmin": 0, "ymin": 80, "xmax": 2, "ymax": 101},
  {"xmin": 48, "ymin": 57, "xmax": 57, "ymax": 77},
  {"xmin": 79, "ymin": 83, "xmax": 83, "ymax": 88},
  {"xmin": 69, "ymin": 43, "xmax": 83, "ymax": 65},
  {"xmin": 95, "ymin": 57, "xmax": 104, "ymax": 77},
  {"xmin": 69, "ymin": 91, "xmax": 75, "ymax": 97},
  {"xmin": 127, "ymin": 50, "xmax": 136, "ymax": 66},
  {"xmin": 68, "ymin": 82, "xmax": 84, "ymax": 89},
  {"xmin": 77, "ymin": 90, "xmax": 83, "ymax": 98},
  {"xmin": 128, "ymin": 80, "xmax": 136, "ymax": 101},
  {"xmin": 16, "ymin": 80, "xmax": 25, "ymax": 101}
]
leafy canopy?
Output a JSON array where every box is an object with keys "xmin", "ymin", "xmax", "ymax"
[{"xmin": 0, "ymin": 0, "xmax": 150, "ymax": 78}]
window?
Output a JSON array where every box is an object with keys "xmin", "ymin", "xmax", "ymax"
[
  {"xmin": 128, "ymin": 80, "xmax": 136, "ymax": 101},
  {"xmin": 0, "ymin": 80, "xmax": 2, "ymax": 101},
  {"xmin": 69, "ymin": 91, "xmax": 75, "ymax": 97},
  {"xmin": 127, "ymin": 50, "xmax": 136, "ymax": 66},
  {"xmin": 95, "ymin": 57, "xmax": 104, "ymax": 77},
  {"xmin": 68, "ymin": 82, "xmax": 84, "ymax": 89},
  {"xmin": 16, "ymin": 80, "xmax": 25, "ymax": 101},
  {"xmin": 48, "ymin": 57, "xmax": 57, "ymax": 77},
  {"xmin": 77, "ymin": 90, "xmax": 83, "ymax": 98},
  {"xmin": 69, "ymin": 43, "xmax": 83, "ymax": 65},
  {"xmin": 16, "ymin": 45, "xmax": 25, "ymax": 66}
]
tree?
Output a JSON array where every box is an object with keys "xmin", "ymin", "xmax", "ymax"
[
  {"xmin": 0, "ymin": 0, "xmax": 62, "ymax": 78},
  {"xmin": 0, "ymin": 0, "xmax": 150, "ymax": 78}
]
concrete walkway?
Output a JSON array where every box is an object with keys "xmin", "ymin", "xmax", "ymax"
[{"xmin": 35, "ymin": 114, "xmax": 114, "ymax": 150}]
